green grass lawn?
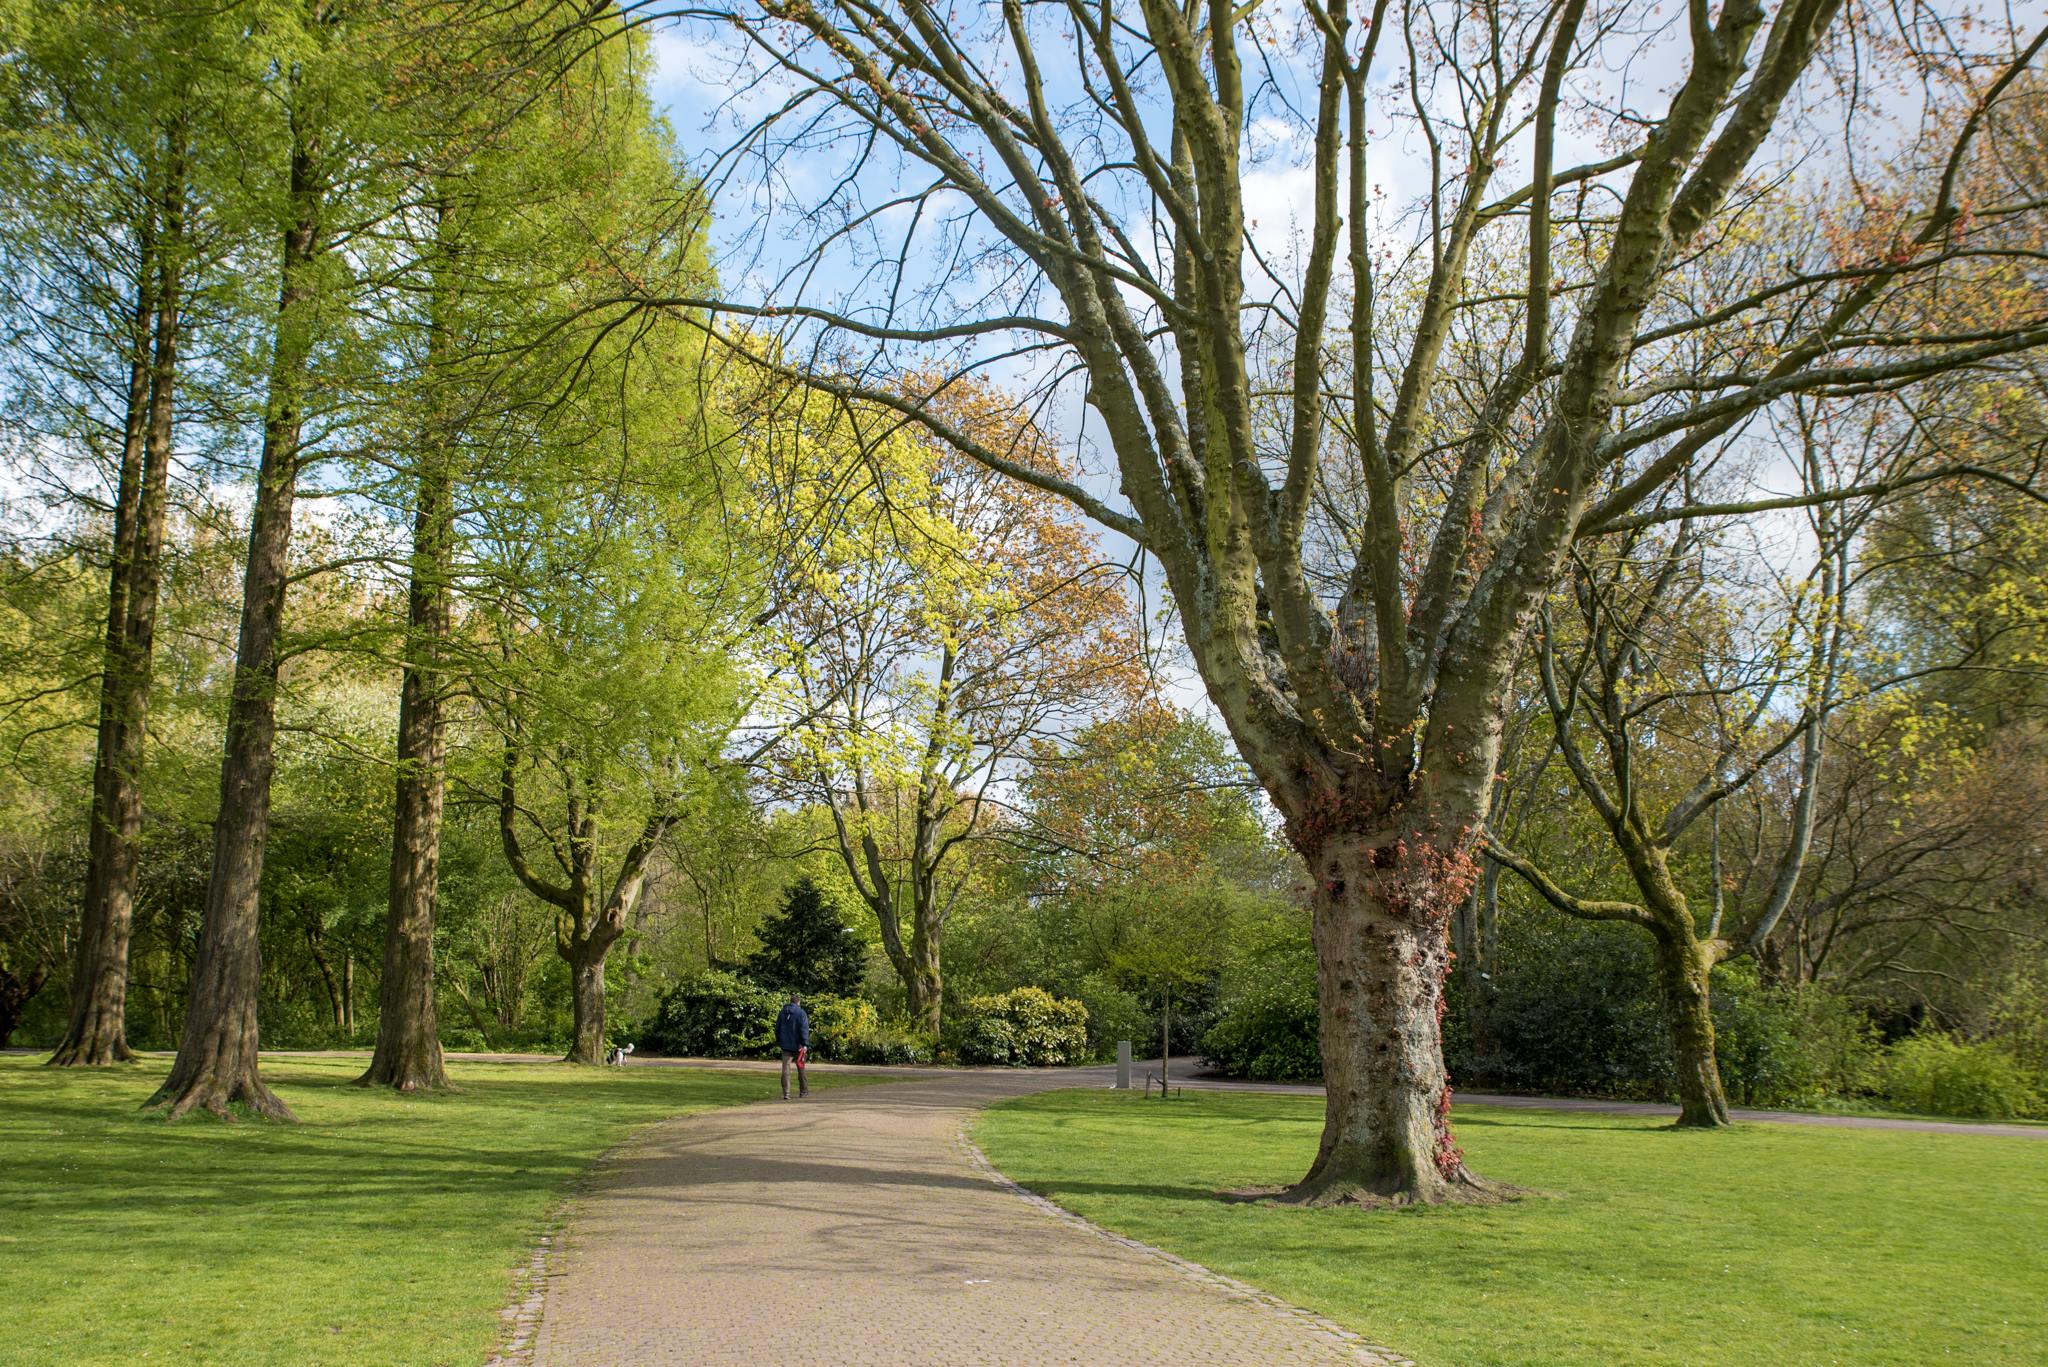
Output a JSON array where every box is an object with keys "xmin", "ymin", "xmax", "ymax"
[
  {"xmin": 975, "ymin": 1090, "xmax": 2048, "ymax": 1367},
  {"xmin": 0, "ymin": 1053, "xmax": 844, "ymax": 1367}
]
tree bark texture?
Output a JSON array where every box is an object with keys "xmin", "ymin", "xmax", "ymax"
[
  {"xmin": 1289, "ymin": 828, "xmax": 1495, "ymax": 1204},
  {"xmin": 906, "ymin": 911, "xmax": 942, "ymax": 1036},
  {"xmin": 360, "ymin": 244, "xmax": 456, "ymax": 1093},
  {"xmin": 566, "ymin": 946, "xmax": 608, "ymax": 1066},
  {"xmin": 148, "ymin": 122, "xmax": 323, "ymax": 1122},
  {"xmin": 52, "ymin": 145, "xmax": 184, "ymax": 1067},
  {"xmin": 1654, "ymin": 926, "xmax": 1732, "ymax": 1127}
]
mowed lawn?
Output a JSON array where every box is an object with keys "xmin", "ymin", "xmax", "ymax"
[
  {"xmin": 0, "ymin": 1054, "xmax": 842, "ymax": 1367},
  {"xmin": 975, "ymin": 1090, "xmax": 2048, "ymax": 1367}
]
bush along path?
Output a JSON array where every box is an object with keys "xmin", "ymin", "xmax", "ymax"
[{"xmin": 502, "ymin": 1064, "xmax": 1401, "ymax": 1367}]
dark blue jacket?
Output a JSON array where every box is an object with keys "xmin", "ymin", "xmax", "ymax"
[{"xmin": 775, "ymin": 1001, "xmax": 810, "ymax": 1053}]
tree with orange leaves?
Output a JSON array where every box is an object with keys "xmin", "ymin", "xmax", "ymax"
[{"xmin": 772, "ymin": 379, "xmax": 1148, "ymax": 1035}]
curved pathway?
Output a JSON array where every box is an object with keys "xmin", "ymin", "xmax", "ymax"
[{"xmin": 505, "ymin": 1064, "xmax": 1403, "ymax": 1367}]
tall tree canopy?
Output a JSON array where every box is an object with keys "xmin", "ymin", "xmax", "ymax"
[{"xmin": 638, "ymin": 0, "xmax": 2048, "ymax": 1201}]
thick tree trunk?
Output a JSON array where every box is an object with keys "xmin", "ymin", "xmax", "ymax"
[
  {"xmin": 1654, "ymin": 927, "xmax": 1731, "ymax": 1127},
  {"xmin": 147, "ymin": 128, "xmax": 322, "ymax": 1123},
  {"xmin": 565, "ymin": 947, "xmax": 608, "ymax": 1065},
  {"xmin": 1286, "ymin": 828, "xmax": 1498, "ymax": 1206},
  {"xmin": 360, "ymin": 451, "xmax": 453, "ymax": 1092},
  {"xmin": 52, "ymin": 174, "xmax": 179, "ymax": 1069}
]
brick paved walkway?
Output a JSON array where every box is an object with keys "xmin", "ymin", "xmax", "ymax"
[{"xmin": 511, "ymin": 1066, "xmax": 1403, "ymax": 1366}]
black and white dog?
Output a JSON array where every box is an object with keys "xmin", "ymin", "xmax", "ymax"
[{"xmin": 604, "ymin": 1041, "xmax": 635, "ymax": 1066}]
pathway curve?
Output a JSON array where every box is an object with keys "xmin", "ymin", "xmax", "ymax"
[{"xmin": 508, "ymin": 1064, "xmax": 1403, "ymax": 1367}]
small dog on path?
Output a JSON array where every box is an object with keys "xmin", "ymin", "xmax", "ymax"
[{"xmin": 605, "ymin": 1041, "xmax": 635, "ymax": 1066}]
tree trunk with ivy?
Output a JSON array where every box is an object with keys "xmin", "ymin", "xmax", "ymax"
[{"xmin": 1655, "ymin": 927, "xmax": 1732, "ymax": 1127}]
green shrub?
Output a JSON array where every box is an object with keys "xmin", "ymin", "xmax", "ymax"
[
  {"xmin": 1875, "ymin": 1033, "xmax": 2043, "ymax": 1119},
  {"xmin": 440, "ymin": 1027, "xmax": 490, "ymax": 1054},
  {"xmin": 1987, "ymin": 969, "xmax": 2048, "ymax": 1082},
  {"xmin": 1712, "ymin": 969, "xmax": 1879, "ymax": 1108},
  {"xmin": 804, "ymin": 993, "xmax": 880, "ymax": 1060},
  {"xmin": 1445, "ymin": 917, "xmax": 1675, "ymax": 1099},
  {"xmin": 1200, "ymin": 969, "xmax": 1320, "ymax": 1082},
  {"xmin": 637, "ymin": 971, "xmax": 778, "ymax": 1058},
  {"xmin": 838, "ymin": 1017, "xmax": 934, "ymax": 1065},
  {"xmin": 952, "ymin": 986, "xmax": 1089, "ymax": 1066},
  {"xmin": 1071, "ymin": 972, "xmax": 1150, "ymax": 1059}
]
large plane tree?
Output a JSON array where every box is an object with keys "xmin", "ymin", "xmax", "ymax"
[{"xmin": 629, "ymin": 0, "xmax": 2048, "ymax": 1202}]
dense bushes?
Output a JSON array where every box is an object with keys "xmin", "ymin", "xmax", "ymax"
[
  {"xmin": 638, "ymin": 971, "xmax": 779, "ymax": 1058},
  {"xmin": 1873, "ymin": 1034, "xmax": 2043, "ymax": 1119},
  {"xmin": 807, "ymin": 993, "xmax": 934, "ymax": 1064},
  {"xmin": 951, "ymin": 987, "xmax": 1089, "ymax": 1066},
  {"xmin": 1196, "ymin": 912, "xmax": 2048, "ymax": 1119},
  {"xmin": 1445, "ymin": 919, "xmax": 1674, "ymax": 1099},
  {"xmin": 634, "ymin": 972, "xmax": 934, "ymax": 1063},
  {"xmin": 1199, "ymin": 959, "xmax": 1319, "ymax": 1082},
  {"xmin": 1711, "ymin": 969, "xmax": 1877, "ymax": 1108}
]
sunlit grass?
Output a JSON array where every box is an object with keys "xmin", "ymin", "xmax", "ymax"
[
  {"xmin": 976, "ymin": 1089, "xmax": 2048, "ymax": 1367},
  {"xmin": 0, "ymin": 1054, "xmax": 851, "ymax": 1367}
]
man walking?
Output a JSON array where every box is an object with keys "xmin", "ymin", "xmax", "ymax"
[{"xmin": 776, "ymin": 992, "xmax": 810, "ymax": 1100}]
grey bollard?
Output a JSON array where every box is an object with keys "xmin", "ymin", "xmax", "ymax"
[{"xmin": 1115, "ymin": 1040, "xmax": 1132, "ymax": 1089}]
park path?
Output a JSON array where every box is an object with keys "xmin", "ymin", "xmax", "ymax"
[{"xmin": 507, "ymin": 1063, "xmax": 1403, "ymax": 1367}]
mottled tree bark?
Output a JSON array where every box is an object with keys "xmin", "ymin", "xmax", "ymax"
[
  {"xmin": 1288, "ymin": 826, "xmax": 1496, "ymax": 1204},
  {"xmin": 1655, "ymin": 928, "xmax": 1731, "ymax": 1127},
  {"xmin": 905, "ymin": 911, "xmax": 942, "ymax": 1036},
  {"xmin": 148, "ymin": 121, "xmax": 324, "ymax": 1123}
]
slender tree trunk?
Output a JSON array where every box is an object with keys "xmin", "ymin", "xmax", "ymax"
[
  {"xmin": 1287, "ymin": 826, "xmax": 1495, "ymax": 1206},
  {"xmin": 52, "ymin": 168, "xmax": 178, "ymax": 1068},
  {"xmin": 1654, "ymin": 926, "xmax": 1731, "ymax": 1127},
  {"xmin": 565, "ymin": 945, "xmax": 607, "ymax": 1065},
  {"xmin": 907, "ymin": 909, "xmax": 941, "ymax": 1035},
  {"xmin": 360, "ymin": 432, "xmax": 454, "ymax": 1091},
  {"xmin": 1, "ymin": 966, "xmax": 51, "ymax": 1048},
  {"xmin": 306, "ymin": 926, "xmax": 344, "ymax": 1032},
  {"xmin": 147, "ymin": 124, "xmax": 324, "ymax": 1123},
  {"xmin": 1159, "ymin": 983, "xmax": 1170, "ymax": 1096}
]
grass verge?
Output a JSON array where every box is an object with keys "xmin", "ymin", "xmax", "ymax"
[
  {"xmin": 974, "ymin": 1089, "xmax": 2048, "ymax": 1367},
  {"xmin": 0, "ymin": 1053, "xmax": 853, "ymax": 1367}
]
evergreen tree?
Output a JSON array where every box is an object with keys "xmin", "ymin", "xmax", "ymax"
[{"xmin": 744, "ymin": 878, "xmax": 864, "ymax": 998}]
